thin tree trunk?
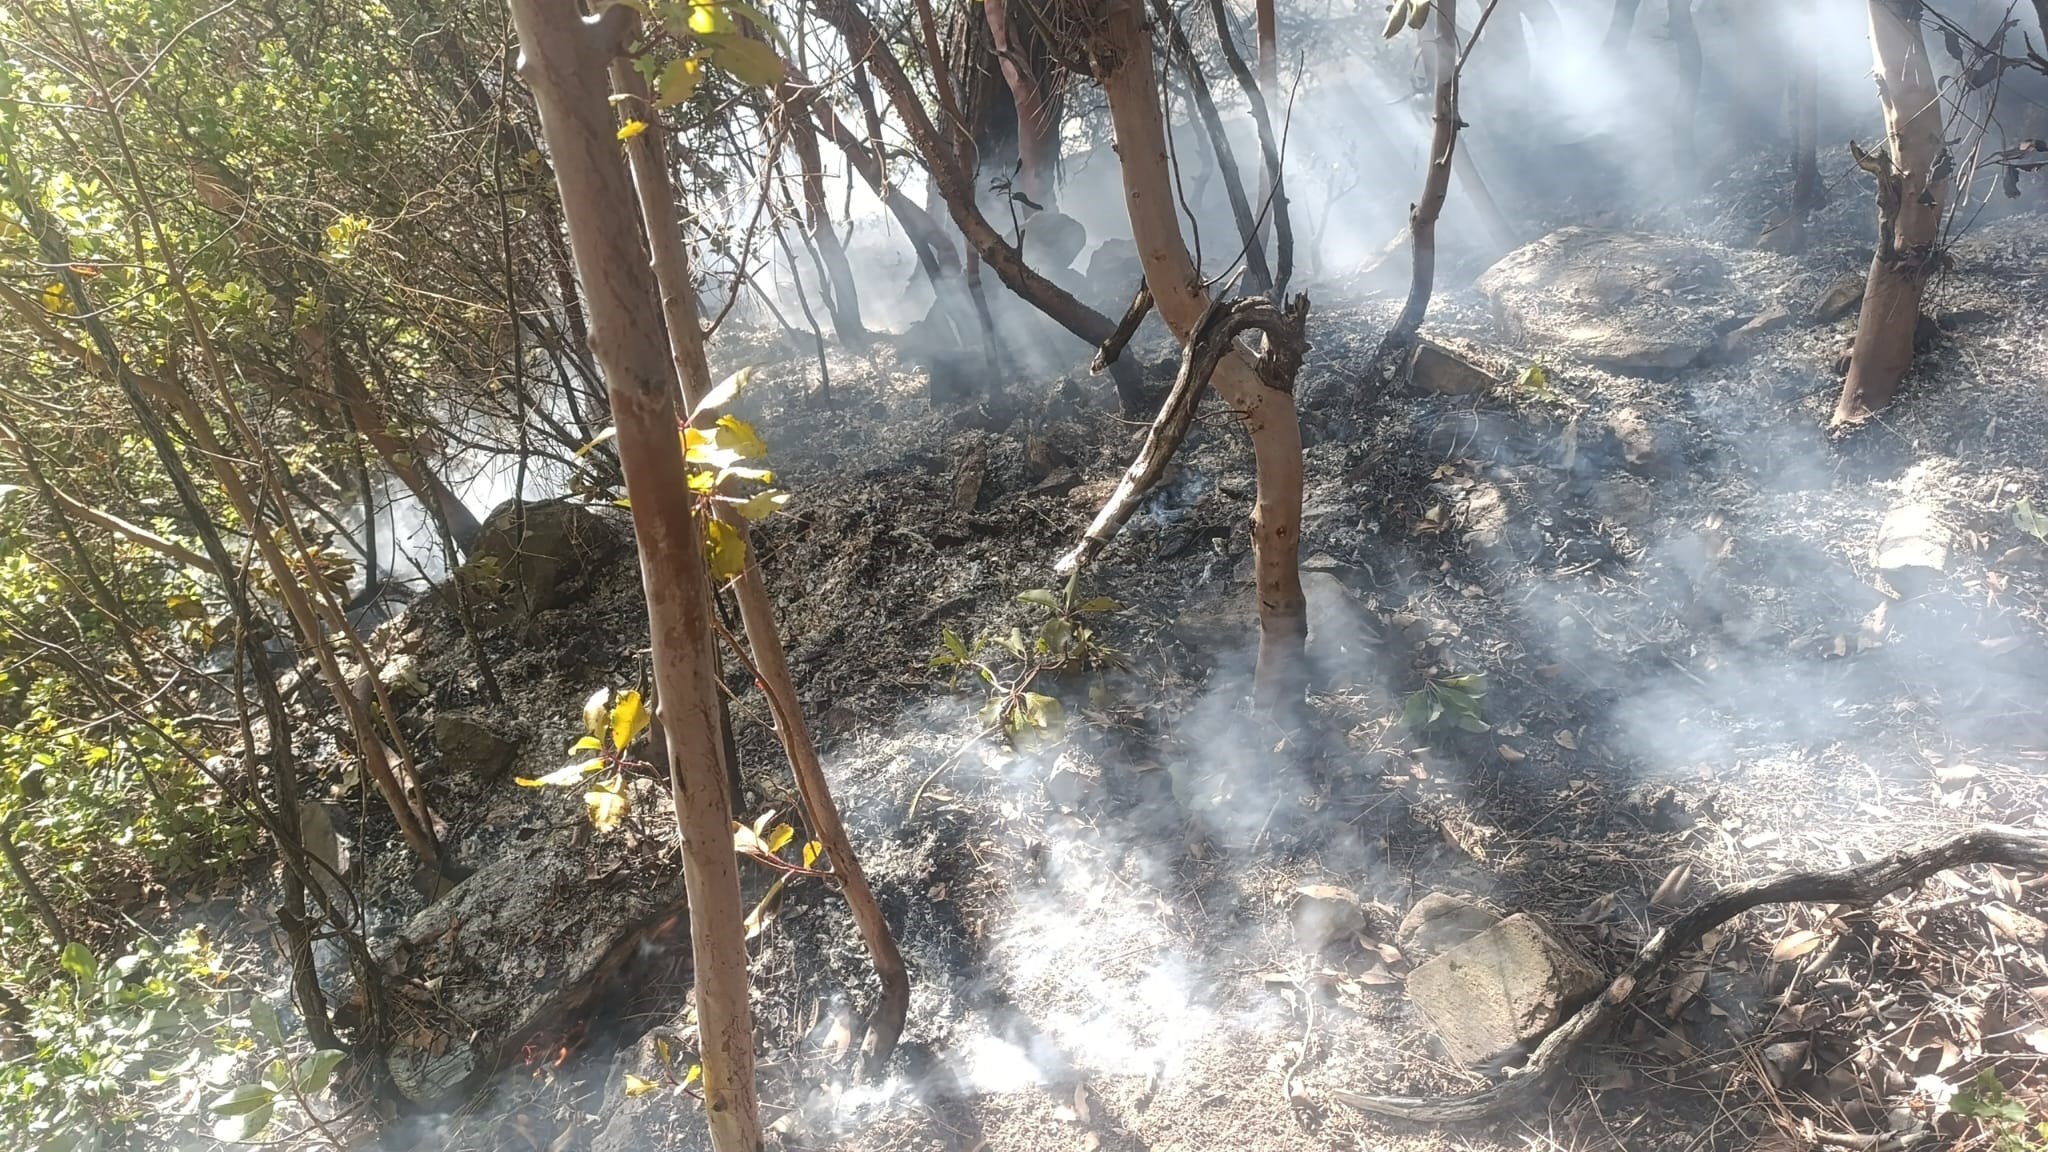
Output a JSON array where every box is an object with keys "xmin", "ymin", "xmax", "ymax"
[
  {"xmin": 1205, "ymin": 0, "xmax": 1293, "ymax": 299},
  {"xmin": 1835, "ymin": 0, "xmax": 1949, "ymax": 425},
  {"xmin": 1388, "ymin": 0, "xmax": 1461, "ymax": 349},
  {"xmin": 511, "ymin": 7, "xmax": 760, "ymax": 1148},
  {"xmin": 0, "ymin": 816, "xmax": 67, "ymax": 950},
  {"xmin": 1603, "ymin": 0, "xmax": 1641, "ymax": 52},
  {"xmin": 780, "ymin": 91, "xmax": 867, "ymax": 346},
  {"xmin": 1669, "ymin": 0, "xmax": 1701, "ymax": 191},
  {"xmin": 808, "ymin": 0, "xmax": 1150, "ymax": 414},
  {"xmin": 1254, "ymin": 0, "xmax": 1279, "ymax": 260},
  {"xmin": 1154, "ymin": 0, "xmax": 1271, "ymax": 293},
  {"xmin": 1094, "ymin": 2, "xmax": 1308, "ymax": 707},
  {"xmin": 619, "ymin": 57, "xmax": 908, "ymax": 1069},
  {"xmin": 983, "ymin": 0, "xmax": 1058, "ymax": 207}
]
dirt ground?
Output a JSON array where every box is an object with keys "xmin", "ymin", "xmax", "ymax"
[{"xmin": 331, "ymin": 134, "xmax": 2048, "ymax": 1152}]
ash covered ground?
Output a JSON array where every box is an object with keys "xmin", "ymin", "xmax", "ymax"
[{"xmin": 316, "ymin": 131, "xmax": 2048, "ymax": 1152}]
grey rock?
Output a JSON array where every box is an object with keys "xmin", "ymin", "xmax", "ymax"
[
  {"xmin": 1407, "ymin": 339, "xmax": 1498, "ymax": 396},
  {"xmin": 1292, "ymin": 884, "xmax": 1368, "ymax": 953},
  {"xmin": 1395, "ymin": 892, "xmax": 1502, "ymax": 959},
  {"xmin": 1406, "ymin": 912, "xmax": 1604, "ymax": 1065},
  {"xmin": 1604, "ymin": 406, "xmax": 1671, "ymax": 472},
  {"xmin": 456, "ymin": 499, "xmax": 625, "ymax": 625},
  {"xmin": 1304, "ymin": 572, "xmax": 1370, "ymax": 691},
  {"xmin": 1478, "ymin": 229, "xmax": 1725, "ymax": 376},
  {"xmin": 1714, "ymin": 303, "xmax": 1796, "ymax": 360},
  {"xmin": 1810, "ymin": 272, "xmax": 1866, "ymax": 322},
  {"xmin": 379, "ymin": 846, "xmax": 689, "ymax": 1105},
  {"xmin": 432, "ymin": 709, "xmax": 522, "ymax": 782},
  {"xmin": 1871, "ymin": 503, "xmax": 1950, "ymax": 594}
]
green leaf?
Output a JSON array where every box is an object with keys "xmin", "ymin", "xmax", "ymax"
[
  {"xmin": 704, "ymin": 35, "xmax": 785, "ymax": 88},
  {"xmin": 1399, "ymin": 690, "xmax": 1433, "ymax": 729},
  {"xmin": 720, "ymin": 0, "xmax": 793, "ymax": 48},
  {"xmin": 213, "ymin": 1098, "xmax": 273, "ymax": 1142},
  {"xmin": 1016, "ymin": 589, "xmax": 1062, "ymax": 610},
  {"xmin": 1021, "ymin": 692, "xmax": 1066, "ymax": 735},
  {"xmin": 1038, "ymin": 617, "xmax": 1073, "ymax": 655},
  {"xmin": 943, "ymin": 628, "xmax": 969, "ymax": 660},
  {"xmin": 2016, "ymin": 497, "xmax": 2048, "ymax": 542},
  {"xmin": 59, "ymin": 941, "xmax": 97, "ymax": 982},
  {"xmin": 248, "ymin": 999, "xmax": 285, "ymax": 1046},
  {"xmin": 294, "ymin": 1049, "xmax": 346, "ymax": 1096},
  {"xmin": 210, "ymin": 1083, "xmax": 276, "ymax": 1117},
  {"xmin": 1074, "ymin": 597, "xmax": 1123, "ymax": 614}
]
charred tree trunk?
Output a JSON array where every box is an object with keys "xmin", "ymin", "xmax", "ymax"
[
  {"xmin": 1254, "ymin": 0, "xmax": 1279, "ymax": 260},
  {"xmin": 1094, "ymin": 0, "xmax": 1308, "ymax": 707},
  {"xmin": 511, "ymin": 5, "xmax": 760, "ymax": 1149},
  {"xmin": 1834, "ymin": 0, "xmax": 1950, "ymax": 426},
  {"xmin": 615, "ymin": 57, "xmax": 909, "ymax": 1075}
]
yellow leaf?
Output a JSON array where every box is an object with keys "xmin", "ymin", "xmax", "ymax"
[
  {"xmin": 575, "ymin": 427, "xmax": 618, "ymax": 457},
  {"xmin": 706, "ymin": 518, "xmax": 746, "ymax": 581},
  {"xmin": 689, "ymin": 366, "xmax": 751, "ymax": 423},
  {"xmin": 732, "ymin": 489, "xmax": 787, "ymax": 522},
  {"xmin": 41, "ymin": 282, "xmax": 70, "ymax": 315},
  {"xmin": 713, "ymin": 415, "xmax": 767, "ymax": 459},
  {"xmin": 744, "ymin": 872, "xmax": 791, "ymax": 939},
  {"xmin": 764, "ymin": 822, "xmax": 796, "ymax": 855},
  {"xmin": 583, "ymin": 687, "xmax": 611, "ymax": 739},
  {"xmin": 688, "ymin": 467, "xmax": 717, "ymax": 494},
  {"xmin": 687, "ymin": 0, "xmax": 727, "ymax": 35},
  {"xmin": 516, "ymin": 759, "xmax": 606, "ymax": 788},
  {"xmin": 802, "ymin": 840, "xmax": 823, "ymax": 868},
  {"xmin": 617, "ymin": 119, "xmax": 649, "ymax": 141},
  {"xmin": 610, "ymin": 689, "xmax": 650, "ymax": 750},
  {"xmin": 658, "ymin": 58, "xmax": 703, "ymax": 109},
  {"xmin": 623, "ymin": 1073, "xmax": 658, "ymax": 1098},
  {"xmin": 586, "ymin": 783, "xmax": 630, "ymax": 831},
  {"xmin": 684, "ymin": 1064, "xmax": 702, "ymax": 1088},
  {"xmin": 571, "ymin": 735, "xmax": 603, "ymax": 752}
]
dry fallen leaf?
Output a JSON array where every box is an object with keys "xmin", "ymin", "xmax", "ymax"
[
  {"xmin": 1554, "ymin": 729, "xmax": 1579, "ymax": 750},
  {"xmin": 1665, "ymin": 965, "xmax": 1706, "ymax": 1017},
  {"xmin": 1652, "ymin": 863, "xmax": 1694, "ymax": 908},
  {"xmin": 1772, "ymin": 929, "xmax": 1828, "ymax": 961},
  {"xmin": 1983, "ymin": 903, "xmax": 2048, "ymax": 945},
  {"xmin": 1498, "ymin": 744, "xmax": 1526, "ymax": 762}
]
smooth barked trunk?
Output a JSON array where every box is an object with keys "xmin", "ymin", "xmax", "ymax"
[
  {"xmin": 1834, "ymin": 0, "xmax": 1949, "ymax": 425},
  {"xmin": 615, "ymin": 59, "xmax": 909, "ymax": 1077},
  {"xmin": 1390, "ymin": 0, "xmax": 1460, "ymax": 346},
  {"xmin": 509, "ymin": 4, "xmax": 760, "ymax": 1149},
  {"xmin": 1095, "ymin": 0, "xmax": 1306, "ymax": 706}
]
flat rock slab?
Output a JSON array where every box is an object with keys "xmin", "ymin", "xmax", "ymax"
[
  {"xmin": 1406, "ymin": 912, "xmax": 1603, "ymax": 1066},
  {"xmin": 1395, "ymin": 892, "xmax": 1502, "ymax": 959},
  {"xmin": 378, "ymin": 838, "xmax": 688, "ymax": 1104},
  {"xmin": 1478, "ymin": 229, "xmax": 1730, "ymax": 376}
]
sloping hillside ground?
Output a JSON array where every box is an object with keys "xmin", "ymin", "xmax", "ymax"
[{"xmin": 347, "ymin": 151, "xmax": 2048, "ymax": 1152}]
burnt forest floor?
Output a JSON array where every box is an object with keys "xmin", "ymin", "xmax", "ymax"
[{"xmin": 324, "ymin": 145, "xmax": 2048, "ymax": 1152}]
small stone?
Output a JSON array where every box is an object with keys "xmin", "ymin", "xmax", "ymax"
[
  {"xmin": 1713, "ymin": 304, "xmax": 1796, "ymax": 361},
  {"xmin": 1406, "ymin": 913, "xmax": 1604, "ymax": 1065},
  {"xmin": 1406, "ymin": 339, "xmax": 1498, "ymax": 396},
  {"xmin": 1871, "ymin": 504, "xmax": 1950, "ymax": 593},
  {"xmin": 1395, "ymin": 892, "xmax": 1503, "ymax": 959},
  {"xmin": 1604, "ymin": 406, "xmax": 1668, "ymax": 472},
  {"xmin": 1292, "ymin": 884, "xmax": 1368, "ymax": 953},
  {"xmin": 432, "ymin": 710, "xmax": 522, "ymax": 782},
  {"xmin": 1304, "ymin": 572, "xmax": 1370, "ymax": 691},
  {"xmin": 1810, "ymin": 272, "xmax": 1865, "ymax": 322}
]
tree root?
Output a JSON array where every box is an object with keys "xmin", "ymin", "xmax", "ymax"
[{"xmin": 1334, "ymin": 825, "xmax": 2048, "ymax": 1123}]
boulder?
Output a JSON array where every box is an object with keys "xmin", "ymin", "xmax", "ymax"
[
  {"xmin": 1713, "ymin": 303, "xmax": 1796, "ymax": 361},
  {"xmin": 1395, "ymin": 892, "xmax": 1502, "ymax": 959},
  {"xmin": 457, "ymin": 499, "xmax": 624, "ymax": 624},
  {"xmin": 1604, "ymin": 406, "xmax": 1672, "ymax": 473},
  {"xmin": 1478, "ymin": 229, "xmax": 1727, "ymax": 376},
  {"xmin": 378, "ymin": 843, "xmax": 689, "ymax": 1104},
  {"xmin": 432, "ymin": 710, "xmax": 523, "ymax": 782},
  {"xmin": 1405, "ymin": 912, "xmax": 1603, "ymax": 1065}
]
